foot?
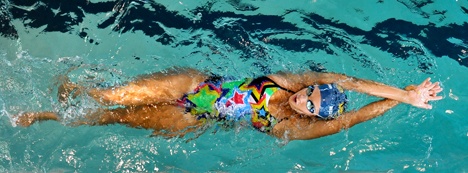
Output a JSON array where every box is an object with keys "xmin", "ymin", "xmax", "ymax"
[{"xmin": 16, "ymin": 112, "xmax": 59, "ymax": 127}]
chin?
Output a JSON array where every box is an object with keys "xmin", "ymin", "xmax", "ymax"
[{"xmin": 288, "ymin": 95, "xmax": 296, "ymax": 107}]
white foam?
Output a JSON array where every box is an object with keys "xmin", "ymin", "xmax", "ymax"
[
  {"xmin": 0, "ymin": 100, "xmax": 17, "ymax": 127},
  {"xmin": 449, "ymin": 89, "xmax": 459, "ymax": 101}
]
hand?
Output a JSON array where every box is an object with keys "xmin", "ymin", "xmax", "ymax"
[{"xmin": 406, "ymin": 78, "xmax": 443, "ymax": 109}]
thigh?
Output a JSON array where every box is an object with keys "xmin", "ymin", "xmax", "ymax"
[
  {"xmin": 88, "ymin": 68, "xmax": 208, "ymax": 106},
  {"xmin": 94, "ymin": 104, "xmax": 202, "ymax": 134}
]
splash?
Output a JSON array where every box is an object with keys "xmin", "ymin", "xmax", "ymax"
[
  {"xmin": 448, "ymin": 89, "xmax": 459, "ymax": 100},
  {"xmin": 0, "ymin": 98, "xmax": 17, "ymax": 127}
]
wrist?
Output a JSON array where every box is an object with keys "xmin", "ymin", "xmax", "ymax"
[{"xmin": 402, "ymin": 90, "xmax": 412, "ymax": 105}]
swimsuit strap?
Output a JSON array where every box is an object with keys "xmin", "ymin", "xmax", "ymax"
[
  {"xmin": 252, "ymin": 76, "xmax": 295, "ymax": 94},
  {"xmin": 240, "ymin": 76, "xmax": 283, "ymax": 132}
]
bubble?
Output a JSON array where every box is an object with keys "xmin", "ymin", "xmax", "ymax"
[
  {"xmin": 449, "ymin": 89, "xmax": 459, "ymax": 100},
  {"xmin": 192, "ymin": 12, "xmax": 203, "ymax": 23}
]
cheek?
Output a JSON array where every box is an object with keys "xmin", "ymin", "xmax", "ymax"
[
  {"xmin": 292, "ymin": 108, "xmax": 305, "ymax": 115},
  {"xmin": 289, "ymin": 101, "xmax": 305, "ymax": 114},
  {"xmin": 288, "ymin": 99, "xmax": 299, "ymax": 111}
]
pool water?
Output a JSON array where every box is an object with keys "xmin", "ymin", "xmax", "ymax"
[{"xmin": 1, "ymin": 0, "xmax": 467, "ymax": 172}]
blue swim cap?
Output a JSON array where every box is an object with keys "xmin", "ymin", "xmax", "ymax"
[{"xmin": 310, "ymin": 84, "xmax": 348, "ymax": 119}]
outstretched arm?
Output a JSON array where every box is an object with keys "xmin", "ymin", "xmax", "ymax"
[
  {"xmin": 271, "ymin": 83, "xmax": 443, "ymax": 140},
  {"xmin": 272, "ymin": 98, "xmax": 400, "ymax": 140},
  {"xmin": 269, "ymin": 72, "xmax": 443, "ymax": 109},
  {"xmin": 269, "ymin": 71, "xmax": 403, "ymax": 94}
]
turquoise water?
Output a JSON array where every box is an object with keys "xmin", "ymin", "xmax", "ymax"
[{"xmin": 1, "ymin": 0, "xmax": 467, "ymax": 172}]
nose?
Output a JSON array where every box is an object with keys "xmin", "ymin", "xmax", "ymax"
[{"xmin": 298, "ymin": 93, "xmax": 308, "ymax": 104}]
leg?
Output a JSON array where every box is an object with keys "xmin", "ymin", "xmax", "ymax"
[
  {"xmin": 88, "ymin": 104, "xmax": 203, "ymax": 137},
  {"xmin": 16, "ymin": 105, "xmax": 203, "ymax": 138},
  {"xmin": 16, "ymin": 112, "xmax": 60, "ymax": 127},
  {"xmin": 88, "ymin": 68, "xmax": 208, "ymax": 106}
]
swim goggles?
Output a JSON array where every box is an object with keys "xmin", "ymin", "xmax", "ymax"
[{"xmin": 306, "ymin": 86, "xmax": 316, "ymax": 114}]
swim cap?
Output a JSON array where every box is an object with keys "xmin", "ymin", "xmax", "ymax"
[{"xmin": 310, "ymin": 84, "xmax": 348, "ymax": 119}]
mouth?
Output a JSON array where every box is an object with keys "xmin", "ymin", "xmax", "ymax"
[{"xmin": 289, "ymin": 94, "xmax": 296, "ymax": 104}]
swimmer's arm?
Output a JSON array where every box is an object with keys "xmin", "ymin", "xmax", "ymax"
[
  {"xmin": 269, "ymin": 72, "xmax": 443, "ymax": 109},
  {"xmin": 337, "ymin": 77, "xmax": 443, "ymax": 109},
  {"xmin": 269, "ymin": 71, "xmax": 380, "ymax": 91},
  {"xmin": 272, "ymin": 98, "xmax": 400, "ymax": 140},
  {"xmin": 270, "ymin": 71, "xmax": 406, "ymax": 98}
]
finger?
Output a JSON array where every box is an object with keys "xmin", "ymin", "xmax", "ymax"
[
  {"xmin": 428, "ymin": 83, "xmax": 442, "ymax": 90},
  {"xmin": 432, "ymin": 82, "xmax": 441, "ymax": 89},
  {"xmin": 425, "ymin": 80, "xmax": 432, "ymax": 88},
  {"xmin": 429, "ymin": 95, "xmax": 443, "ymax": 101},
  {"xmin": 420, "ymin": 103, "xmax": 433, "ymax": 110},
  {"xmin": 430, "ymin": 86, "xmax": 442, "ymax": 92},
  {"xmin": 420, "ymin": 77, "xmax": 431, "ymax": 87},
  {"xmin": 427, "ymin": 89, "xmax": 441, "ymax": 97},
  {"xmin": 426, "ymin": 82, "xmax": 439, "ymax": 90},
  {"xmin": 430, "ymin": 88, "xmax": 443, "ymax": 95}
]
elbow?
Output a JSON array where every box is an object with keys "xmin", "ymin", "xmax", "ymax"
[
  {"xmin": 334, "ymin": 77, "xmax": 359, "ymax": 90},
  {"xmin": 336, "ymin": 111, "xmax": 360, "ymax": 129}
]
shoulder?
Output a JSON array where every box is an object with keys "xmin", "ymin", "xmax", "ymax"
[{"xmin": 267, "ymin": 71, "xmax": 319, "ymax": 91}]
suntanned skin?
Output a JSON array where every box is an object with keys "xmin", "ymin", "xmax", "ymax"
[{"xmin": 16, "ymin": 69, "xmax": 443, "ymax": 140}]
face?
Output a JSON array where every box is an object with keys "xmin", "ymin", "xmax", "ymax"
[{"xmin": 288, "ymin": 86, "xmax": 321, "ymax": 116}]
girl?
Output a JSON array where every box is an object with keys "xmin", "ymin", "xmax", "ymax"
[{"xmin": 16, "ymin": 68, "xmax": 443, "ymax": 140}]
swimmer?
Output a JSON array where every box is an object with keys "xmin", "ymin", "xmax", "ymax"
[{"xmin": 16, "ymin": 68, "xmax": 443, "ymax": 140}]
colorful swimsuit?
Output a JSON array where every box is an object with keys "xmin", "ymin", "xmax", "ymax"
[{"xmin": 177, "ymin": 76, "xmax": 283, "ymax": 132}]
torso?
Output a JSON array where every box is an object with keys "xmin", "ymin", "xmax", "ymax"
[{"xmin": 179, "ymin": 76, "xmax": 290, "ymax": 132}]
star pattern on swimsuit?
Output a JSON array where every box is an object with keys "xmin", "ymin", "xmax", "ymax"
[
  {"xmin": 241, "ymin": 79, "xmax": 277, "ymax": 103},
  {"xmin": 188, "ymin": 84, "xmax": 220, "ymax": 112},
  {"xmin": 257, "ymin": 106, "xmax": 267, "ymax": 117},
  {"xmin": 232, "ymin": 90, "xmax": 246, "ymax": 104},
  {"xmin": 226, "ymin": 87, "xmax": 249, "ymax": 107}
]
